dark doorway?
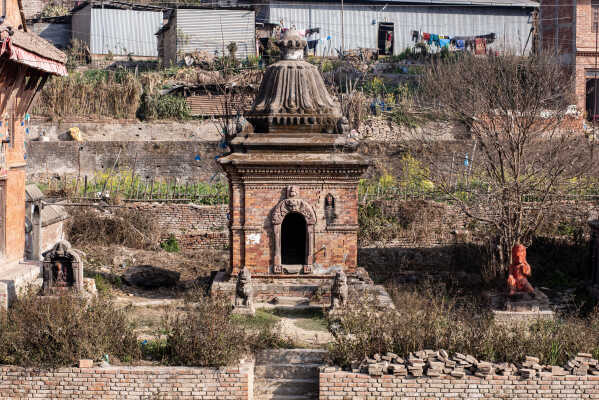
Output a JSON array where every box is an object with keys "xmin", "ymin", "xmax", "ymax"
[
  {"xmin": 587, "ymin": 78, "xmax": 599, "ymax": 122},
  {"xmin": 281, "ymin": 213, "xmax": 307, "ymax": 265},
  {"xmin": 377, "ymin": 22, "xmax": 394, "ymax": 56}
]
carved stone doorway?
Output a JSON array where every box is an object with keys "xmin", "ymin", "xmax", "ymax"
[{"xmin": 281, "ymin": 213, "xmax": 307, "ymax": 265}]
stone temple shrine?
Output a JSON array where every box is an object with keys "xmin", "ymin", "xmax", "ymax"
[{"xmin": 213, "ymin": 29, "xmax": 370, "ymax": 304}]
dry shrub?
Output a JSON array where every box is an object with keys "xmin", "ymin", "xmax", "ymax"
[
  {"xmin": 341, "ymin": 90, "xmax": 369, "ymax": 129},
  {"xmin": 33, "ymin": 71, "xmax": 142, "ymax": 120},
  {"xmin": 162, "ymin": 294, "xmax": 289, "ymax": 367},
  {"xmin": 66, "ymin": 207, "xmax": 159, "ymax": 249},
  {"xmin": 0, "ymin": 291, "xmax": 140, "ymax": 368},
  {"xmin": 328, "ymin": 284, "xmax": 599, "ymax": 368}
]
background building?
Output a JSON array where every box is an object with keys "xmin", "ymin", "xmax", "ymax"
[
  {"xmin": 540, "ymin": 0, "xmax": 599, "ymax": 121},
  {"xmin": 157, "ymin": 8, "xmax": 256, "ymax": 66},
  {"xmin": 259, "ymin": 0, "xmax": 538, "ymax": 56},
  {"xmin": 71, "ymin": 1, "xmax": 165, "ymax": 61}
]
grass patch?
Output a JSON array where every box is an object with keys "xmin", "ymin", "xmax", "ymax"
[
  {"xmin": 233, "ymin": 308, "xmax": 281, "ymax": 330},
  {"xmin": 270, "ymin": 308, "xmax": 328, "ymax": 332}
]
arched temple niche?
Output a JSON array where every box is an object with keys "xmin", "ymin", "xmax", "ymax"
[{"xmin": 271, "ymin": 186, "xmax": 316, "ymax": 274}]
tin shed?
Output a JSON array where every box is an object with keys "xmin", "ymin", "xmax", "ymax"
[
  {"xmin": 72, "ymin": 2, "xmax": 164, "ymax": 59},
  {"xmin": 158, "ymin": 8, "xmax": 256, "ymax": 66}
]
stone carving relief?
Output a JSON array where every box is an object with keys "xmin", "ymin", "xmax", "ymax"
[
  {"xmin": 272, "ymin": 186, "xmax": 317, "ymax": 225},
  {"xmin": 324, "ymin": 193, "xmax": 337, "ymax": 225},
  {"xmin": 271, "ymin": 186, "xmax": 316, "ymax": 275},
  {"xmin": 41, "ymin": 240, "xmax": 83, "ymax": 295}
]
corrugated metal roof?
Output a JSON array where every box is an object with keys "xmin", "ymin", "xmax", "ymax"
[
  {"xmin": 186, "ymin": 95, "xmax": 251, "ymax": 116},
  {"xmin": 367, "ymin": 0, "xmax": 538, "ymax": 7},
  {"xmin": 90, "ymin": 8, "xmax": 163, "ymax": 57},
  {"xmin": 176, "ymin": 9, "xmax": 256, "ymax": 59}
]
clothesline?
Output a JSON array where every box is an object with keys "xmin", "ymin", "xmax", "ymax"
[{"xmin": 414, "ymin": 30, "xmax": 496, "ymax": 54}]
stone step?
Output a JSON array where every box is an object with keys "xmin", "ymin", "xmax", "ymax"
[
  {"xmin": 255, "ymin": 395, "xmax": 317, "ymax": 400},
  {"xmin": 256, "ymin": 349, "xmax": 328, "ymax": 365},
  {"xmin": 254, "ymin": 378, "xmax": 318, "ymax": 397},
  {"xmin": 268, "ymin": 296, "xmax": 311, "ymax": 306},
  {"xmin": 255, "ymin": 363, "xmax": 322, "ymax": 380}
]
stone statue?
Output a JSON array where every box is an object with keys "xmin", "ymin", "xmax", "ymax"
[
  {"xmin": 234, "ymin": 267, "xmax": 254, "ymax": 314},
  {"xmin": 337, "ymin": 117, "xmax": 350, "ymax": 135},
  {"xmin": 507, "ymin": 244, "xmax": 534, "ymax": 296},
  {"xmin": 54, "ymin": 261, "xmax": 68, "ymax": 287},
  {"xmin": 330, "ymin": 270, "xmax": 348, "ymax": 310},
  {"xmin": 325, "ymin": 193, "xmax": 337, "ymax": 225}
]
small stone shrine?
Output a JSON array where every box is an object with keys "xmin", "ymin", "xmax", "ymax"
[
  {"xmin": 41, "ymin": 240, "xmax": 83, "ymax": 295},
  {"xmin": 213, "ymin": 29, "xmax": 370, "ymax": 305},
  {"xmin": 218, "ymin": 29, "xmax": 368, "ymax": 277}
]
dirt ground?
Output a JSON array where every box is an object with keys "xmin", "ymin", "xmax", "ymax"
[{"xmin": 79, "ymin": 244, "xmax": 227, "ymax": 298}]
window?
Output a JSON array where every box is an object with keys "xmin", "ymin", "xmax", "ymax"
[{"xmin": 593, "ymin": 0, "xmax": 599, "ymax": 32}]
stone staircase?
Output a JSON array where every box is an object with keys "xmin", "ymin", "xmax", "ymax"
[{"xmin": 254, "ymin": 349, "xmax": 326, "ymax": 400}]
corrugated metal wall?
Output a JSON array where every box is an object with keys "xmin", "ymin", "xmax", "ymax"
[
  {"xmin": 177, "ymin": 9, "xmax": 256, "ymax": 59},
  {"xmin": 267, "ymin": 3, "xmax": 535, "ymax": 56},
  {"xmin": 90, "ymin": 8, "xmax": 163, "ymax": 57}
]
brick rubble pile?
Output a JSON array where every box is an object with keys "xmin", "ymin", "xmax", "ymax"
[{"xmin": 344, "ymin": 350, "xmax": 599, "ymax": 379}]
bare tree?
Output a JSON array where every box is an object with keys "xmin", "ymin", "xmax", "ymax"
[{"xmin": 413, "ymin": 52, "xmax": 593, "ymax": 275}]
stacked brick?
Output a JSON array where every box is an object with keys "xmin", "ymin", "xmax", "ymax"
[
  {"xmin": 0, "ymin": 364, "xmax": 252, "ymax": 399},
  {"xmin": 319, "ymin": 370, "xmax": 599, "ymax": 399},
  {"xmin": 343, "ymin": 350, "xmax": 599, "ymax": 381},
  {"xmin": 130, "ymin": 203, "xmax": 228, "ymax": 250}
]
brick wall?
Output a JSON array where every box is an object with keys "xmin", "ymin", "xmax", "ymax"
[
  {"xmin": 0, "ymin": 362, "xmax": 253, "ymax": 399},
  {"xmin": 319, "ymin": 370, "xmax": 599, "ymax": 399},
  {"xmin": 129, "ymin": 203, "xmax": 229, "ymax": 250}
]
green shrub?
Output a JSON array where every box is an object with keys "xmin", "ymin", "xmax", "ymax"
[
  {"xmin": 161, "ymin": 234, "xmax": 180, "ymax": 253},
  {"xmin": 327, "ymin": 284, "xmax": 599, "ymax": 368},
  {"xmin": 138, "ymin": 94, "xmax": 191, "ymax": 121},
  {"xmin": 0, "ymin": 291, "xmax": 140, "ymax": 368}
]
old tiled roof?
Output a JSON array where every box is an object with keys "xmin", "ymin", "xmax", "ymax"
[
  {"xmin": 25, "ymin": 184, "xmax": 44, "ymax": 202},
  {"xmin": 10, "ymin": 30, "xmax": 67, "ymax": 64}
]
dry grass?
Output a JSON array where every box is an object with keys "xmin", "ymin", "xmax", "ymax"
[
  {"xmin": 66, "ymin": 207, "xmax": 160, "ymax": 250},
  {"xmin": 33, "ymin": 71, "xmax": 142, "ymax": 120},
  {"xmin": 328, "ymin": 283, "xmax": 599, "ymax": 368}
]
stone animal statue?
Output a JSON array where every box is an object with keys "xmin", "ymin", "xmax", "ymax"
[
  {"xmin": 235, "ymin": 267, "xmax": 254, "ymax": 309},
  {"xmin": 330, "ymin": 270, "xmax": 348, "ymax": 310}
]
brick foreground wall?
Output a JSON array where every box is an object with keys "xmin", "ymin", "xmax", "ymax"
[
  {"xmin": 0, "ymin": 363, "xmax": 253, "ymax": 400},
  {"xmin": 319, "ymin": 371, "xmax": 599, "ymax": 399}
]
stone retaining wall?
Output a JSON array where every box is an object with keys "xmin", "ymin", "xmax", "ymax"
[
  {"xmin": 319, "ymin": 370, "xmax": 599, "ymax": 399},
  {"xmin": 0, "ymin": 363, "xmax": 253, "ymax": 400}
]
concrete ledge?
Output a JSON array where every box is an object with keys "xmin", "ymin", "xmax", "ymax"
[
  {"xmin": 0, "ymin": 260, "xmax": 41, "ymax": 309},
  {"xmin": 492, "ymin": 310, "xmax": 555, "ymax": 325}
]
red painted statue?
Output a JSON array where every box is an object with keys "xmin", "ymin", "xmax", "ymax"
[{"xmin": 507, "ymin": 244, "xmax": 534, "ymax": 296}]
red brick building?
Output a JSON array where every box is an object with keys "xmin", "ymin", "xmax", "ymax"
[
  {"xmin": 540, "ymin": 0, "xmax": 599, "ymax": 119},
  {"xmin": 0, "ymin": 0, "xmax": 66, "ymax": 307}
]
